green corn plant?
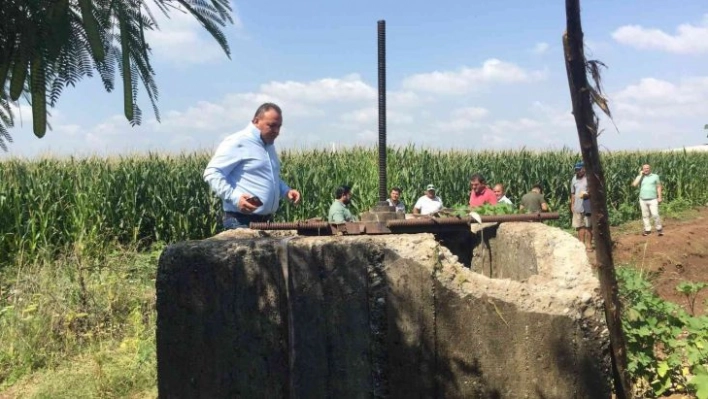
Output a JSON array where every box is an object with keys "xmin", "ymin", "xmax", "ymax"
[{"xmin": 1, "ymin": 147, "xmax": 708, "ymax": 265}]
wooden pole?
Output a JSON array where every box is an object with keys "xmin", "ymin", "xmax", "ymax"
[{"xmin": 563, "ymin": 1, "xmax": 632, "ymax": 398}]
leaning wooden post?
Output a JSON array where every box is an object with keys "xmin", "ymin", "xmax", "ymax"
[{"xmin": 563, "ymin": 0, "xmax": 632, "ymax": 397}]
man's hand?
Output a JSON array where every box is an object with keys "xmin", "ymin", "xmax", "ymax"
[
  {"xmin": 658, "ymin": 197, "xmax": 663, "ymax": 203},
  {"xmin": 238, "ymin": 194, "xmax": 259, "ymax": 213},
  {"xmin": 286, "ymin": 189, "xmax": 301, "ymax": 204}
]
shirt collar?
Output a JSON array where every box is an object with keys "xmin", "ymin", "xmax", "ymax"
[
  {"xmin": 247, "ymin": 123, "xmax": 269, "ymax": 146},
  {"xmin": 473, "ymin": 187, "xmax": 488, "ymax": 197}
]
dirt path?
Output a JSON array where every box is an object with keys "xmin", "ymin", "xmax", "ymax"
[{"xmin": 610, "ymin": 206, "xmax": 708, "ymax": 315}]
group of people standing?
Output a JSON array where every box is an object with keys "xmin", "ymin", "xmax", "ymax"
[
  {"xmin": 570, "ymin": 161, "xmax": 663, "ymax": 252},
  {"xmin": 326, "ymin": 173, "xmax": 553, "ymax": 223},
  {"xmin": 202, "ymin": 103, "xmax": 666, "ymax": 240}
]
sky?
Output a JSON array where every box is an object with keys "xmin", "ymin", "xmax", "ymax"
[{"xmin": 3, "ymin": 0, "xmax": 708, "ymax": 158}]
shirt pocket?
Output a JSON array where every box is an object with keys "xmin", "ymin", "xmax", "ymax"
[{"xmin": 240, "ymin": 147, "xmax": 268, "ymax": 171}]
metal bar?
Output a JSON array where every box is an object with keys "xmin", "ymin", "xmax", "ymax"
[
  {"xmin": 250, "ymin": 212, "xmax": 559, "ymax": 231},
  {"xmin": 377, "ymin": 20, "xmax": 387, "ymax": 204},
  {"xmin": 386, "ymin": 212, "xmax": 560, "ymax": 227},
  {"xmin": 249, "ymin": 221, "xmax": 331, "ymax": 230}
]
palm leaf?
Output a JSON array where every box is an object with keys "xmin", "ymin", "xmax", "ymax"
[{"xmin": 0, "ymin": 0, "xmax": 235, "ymax": 150}]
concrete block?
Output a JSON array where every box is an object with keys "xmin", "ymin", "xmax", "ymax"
[{"xmin": 157, "ymin": 224, "xmax": 611, "ymax": 399}]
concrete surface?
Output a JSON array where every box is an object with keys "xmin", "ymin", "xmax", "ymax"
[{"xmin": 156, "ymin": 223, "xmax": 612, "ymax": 399}]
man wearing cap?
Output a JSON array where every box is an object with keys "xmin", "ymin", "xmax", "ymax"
[
  {"xmin": 469, "ymin": 174, "xmax": 498, "ymax": 208},
  {"xmin": 413, "ymin": 184, "xmax": 444, "ymax": 216},
  {"xmin": 570, "ymin": 161, "xmax": 593, "ymax": 251}
]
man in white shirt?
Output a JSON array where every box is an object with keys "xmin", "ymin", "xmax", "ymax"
[
  {"xmin": 493, "ymin": 183, "xmax": 513, "ymax": 206},
  {"xmin": 413, "ymin": 184, "xmax": 443, "ymax": 216}
]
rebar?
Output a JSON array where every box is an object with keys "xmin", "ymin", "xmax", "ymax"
[
  {"xmin": 377, "ymin": 20, "xmax": 387, "ymax": 204},
  {"xmin": 386, "ymin": 212, "xmax": 560, "ymax": 227},
  {"xmin": 249, "ymin": 221, "xmax": 331, "ymax": 230}
]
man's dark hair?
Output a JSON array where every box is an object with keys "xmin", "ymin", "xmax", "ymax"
[
  {"xmin": 253, "ymin": 102, "xmax": 282, "ymax": 119},
  {"xmin": 391, "ymin": 187, "xmax": 402, "ymax": 193},
  {"xmin": 335, "ymin": 185, "xmax": 351, "ymax": 199},
  {"xmin": 470, "ymin": 173, "xmax": 486, "ymax": 184},
  {"xmin": 532, "ymin": 184, "xmax": 543, "ymax": 192}
]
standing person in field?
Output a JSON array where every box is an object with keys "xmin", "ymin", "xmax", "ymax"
[
  {"xmin": 413, "ymin": 184, "xmax": 443, "ymax": 216},
  {"xmin": 203, "ymin": 103, "xmax": 301, "ymax": 230},
  {"xmin": 632, "ymin": 164, "xmax": 663, "ymax": 236},
  {"xmin": 570, "ymin": 161, "xmax": 592, "ymax": 251},
  {"xmin": 519, "ymin": 184, "xmax": 549, "ymax": 213},
  {"xmin": 493, "ymin": 183, "xmax": 513, "ymax": 206},
  {"xmin": 469, "ymin": 174, "xmax": 497, "ymax": 208},
  {"xmin": 386, "ymin": 187, "xmax": 406, "ymax": 213}
]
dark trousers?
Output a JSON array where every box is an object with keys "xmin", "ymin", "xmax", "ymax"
[{"xmin": 222, "ymin": 211, "xmax": 272, "ymax": 230}]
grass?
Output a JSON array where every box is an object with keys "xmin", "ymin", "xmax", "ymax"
[{"xmin": 0, "ymin": 247, "xmax": 158, "ymax": 398}]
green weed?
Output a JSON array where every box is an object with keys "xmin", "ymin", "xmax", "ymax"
[{"xmin": 617, "ymin": 266, "xmax": 708, "ymax": 398}]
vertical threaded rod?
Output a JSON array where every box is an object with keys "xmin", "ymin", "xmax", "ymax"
[{"xmin": 377, "ymin": 20, "xmax": 387, "ymax": 204}]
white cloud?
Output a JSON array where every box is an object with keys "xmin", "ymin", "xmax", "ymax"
[
  {"xmin": 433, "ymin": 107, "xmax": 489, "ymax": 131},
  {"xmin": 260, "ymin": 74, "xmax": 376, "ymax": 103},
  {"xmin": 146, "ymin": 4, "xmax": 242, "ymax": 64},
  {"xmin": 451, "ymin": 107, "xmax": 489, "ymax": 120},
  {"xmin": 583, "ymin": 76, "xmax": 708, "ymax": 148},
  {"xmin": 612, "ymin": 15, "xmax": 708, "ymax": 54},
  {"xmin": 613, "ymin": 77, "xmax": 708, "ymax": 118},
  {"xmin": 340, "ymin": 107, "xmax": 412, "ymax": 125},
  {"xmin": 401, "ymin": 59, "xmax": 546, "ymax": 95},
  {"xmin": 531, "ymin": 42, "xmax": 550, "ymax": 54},
  {"xmin": 8, "ymin": 66, "xmax": 708, "ymax": 158}
]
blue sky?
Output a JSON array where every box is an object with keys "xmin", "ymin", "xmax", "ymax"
[{"xmin": 4, "ymin": 0, "xmax": 708, "ymax": 157}]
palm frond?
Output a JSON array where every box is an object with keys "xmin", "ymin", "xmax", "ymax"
[
  {"xmin": 585, "ymin": 59, "xmax": 618, "ymax": 135},
  {"xmin": 0, "ymin": 0, "xmax": 235, "ymax": 149},
  {"xmin": 175, "ymin": 0, "xmax": 232, "ymax": 58}
]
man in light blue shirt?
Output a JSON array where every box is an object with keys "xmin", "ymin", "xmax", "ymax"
[{"xmin": 203, "ymin": 103, "xmax": 301, "ymax": 229}]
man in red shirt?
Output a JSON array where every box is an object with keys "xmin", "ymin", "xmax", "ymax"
[{"xmin": 469, "ymin": 174, "xmax": 498, "ymax": 208}]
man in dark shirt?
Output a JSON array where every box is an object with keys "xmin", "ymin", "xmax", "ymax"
[{"xmin": 519, "ymin": 184, "xmax": 549, "ymax": 213}]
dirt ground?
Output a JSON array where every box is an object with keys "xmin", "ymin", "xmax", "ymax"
[{"xmin": 609, "ymin": 206, "xmax": 708, "ymax": 316}]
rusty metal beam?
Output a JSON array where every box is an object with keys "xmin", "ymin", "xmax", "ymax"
[
  {"xmin": 249, "ymin": 221, "xmax": 331, "ymax": 230},
  {"xmin": 386, "ymin": 212, "xmax": 559, "ymax": 227},
  {"xmin": 249, "ymin": 212, "xmax": 559, "ymax": 234}
]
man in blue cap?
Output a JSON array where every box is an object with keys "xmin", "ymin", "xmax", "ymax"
[{"xmin": 570, "ymin": 161, "xmax": 593, "ymax": 251}]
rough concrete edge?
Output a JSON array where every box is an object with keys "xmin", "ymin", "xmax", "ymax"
[
  {"xmin": 188, "ymin": 224, "xmax": 602, "ymax": 317},
  {"xmin": 285, "ymin": 235, "xmax": 599, "ymax": 317}
]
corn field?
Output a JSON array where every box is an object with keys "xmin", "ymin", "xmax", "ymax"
[{"xmin": 1, "ymin": 147, "xmax": 707, "ymax": 265}]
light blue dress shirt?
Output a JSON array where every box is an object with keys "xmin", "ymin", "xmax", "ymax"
[{"xmin": 203, "ymin": 123, "xmax": 290, "ymax": 215}]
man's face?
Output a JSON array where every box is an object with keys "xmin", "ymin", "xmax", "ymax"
[
  {"xmin": 342, "ymin": 192, "xmax": 352, "ymax": 205},
  {"xmin": 575, "ymin": 167, "xmax": 585, "ymax": 178},
  {"xmin": 426, "ymin": 190, "xmax": 435, "ymax": 199},
  {"xmin": 390, "ymin": 190, "xmax": 400, "ymax": 202},
  {"xmin": 253, "ymin": 109, "xmax": 282, "ymax": 144},
  {"xmin": 470, "ymin": 179, "xmax": 485, "ymax": 194},
  {"xmin": 642, "ymin": 164, "xmax": 651, "ymax": 175},
  {"xmin": 493, "ymin": 185, "xmax": 504, "ymax": 200}
]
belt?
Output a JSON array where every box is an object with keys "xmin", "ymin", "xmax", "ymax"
[{"xmin": 223, "ymin": 211, "xmax": 272, "ymax": 223}]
